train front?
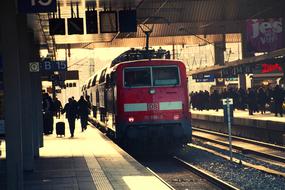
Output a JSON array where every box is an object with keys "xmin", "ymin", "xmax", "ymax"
[{"xmin": 116, "ymin": 60, "xmax": 192, "ymax": 148}]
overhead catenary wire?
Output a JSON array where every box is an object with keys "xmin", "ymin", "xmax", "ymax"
[{"xmin": 67, "ymin": 57, "xmax": 89, "ymax": 69}]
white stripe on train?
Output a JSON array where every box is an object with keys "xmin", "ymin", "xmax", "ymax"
[{"xmin": 124, "ymin": 101, "xmax": 182, "ymax": 112}]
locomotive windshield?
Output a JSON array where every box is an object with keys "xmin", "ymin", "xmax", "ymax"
[
  {"xmin": 124, "ymin": 67, "xmax": 151, "ymax": 87},
  {"xmin": 153, "ymin": 67, "xmax": 179, "ymax": 86},
  {"xmin": 124, "ymin": 66, "xmax": 180, "ymax": 87}
]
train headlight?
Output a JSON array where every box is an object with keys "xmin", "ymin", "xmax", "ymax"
[
  {"xmin": 149, "ymin": 88, "xmax": 156, "ymax": 94},
  {"xmin": 128, "ymin": 117, "xmax": 135, "ymax": 123},
  {"xmin": 174, "ymin": 114, "xmax": 180, "ymax": 120}
]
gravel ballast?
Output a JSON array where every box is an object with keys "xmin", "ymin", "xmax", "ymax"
[{"xmin": 177, "ymin": 144, "xmax": 285, "ymax": 190}]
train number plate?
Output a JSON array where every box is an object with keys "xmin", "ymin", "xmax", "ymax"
[{"xmin": 147, "ymin": 103, "xmax": 159, "ymax": 111}]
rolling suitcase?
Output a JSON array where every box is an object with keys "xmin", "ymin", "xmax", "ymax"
[{"xmin": 56, "ymin": 122, "xmax": 65, "ymax": 137}]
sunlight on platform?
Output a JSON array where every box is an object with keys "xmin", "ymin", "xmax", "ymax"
[
  {"xmin": 0, "ymin": 140, "xmax": 5, "ymax": 159},
  {"xmin": 123, "ymin": 176, "xmax": 170, "ymax": 190},
  {"xmin": 40, "ymin": 119, "xmax": 119, "ymax": 158}
]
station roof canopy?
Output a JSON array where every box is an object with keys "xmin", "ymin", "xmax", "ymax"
[
  {"xmin": 188, "ymin": 48, "xmax": 285, "ymax": 77},
  {"xmin": 30, "ymin": 0, "xmax": 285, "ymax": 52}
]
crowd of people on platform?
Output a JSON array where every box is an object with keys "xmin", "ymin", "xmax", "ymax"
[
  {"xmin": 190, "ymin": 85, "xmax": 285, "ymax": 117},
  {"xmin": 42, "ymin": 93, "xmax": 91, "ymax": 138}
]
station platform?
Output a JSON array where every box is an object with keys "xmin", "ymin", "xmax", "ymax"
[
  {"xmin": 191, "ymin": 109, "xmax": 285, "ymax": 123},
  {"xmin": 0, "ymin": 119, "xmax": 171, "ymax": 190},
  {"xmin": 191, "ymin": 109, "xmax": 285, "ymax": 145}
]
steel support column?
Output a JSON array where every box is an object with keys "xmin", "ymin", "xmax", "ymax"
[
  {"xmin": 28, "ymin": 31, "xmax": 43, "ymax": 157},
  {"xmin": 19, "ymin": 16, "xmax": 34, "ymax": 172},
  {"xmin": 240, "ymin": 31, "xmax": 254, "ymax": 90},
  {"xmin": 0, "ymin": 0, "xmax": 24, "ymax": 189},
  {"xmin": 214, "ymin": 39, "xmax": 225, "ymax": 66}
]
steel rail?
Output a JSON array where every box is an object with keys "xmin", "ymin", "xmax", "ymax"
[
  {"xmin": 193, "ymin": 127, "xmax": 285, "ymax": 151},
  {"xmin": 173, "ymin": 156, "xmax": 240, "ymax": 190},
  {"xmin": 192, "ymin": 127, "xmax": 285, "ymax": 163}
]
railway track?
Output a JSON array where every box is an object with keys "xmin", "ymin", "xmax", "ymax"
[
  {"xmin": 192, "ymin": 127, "xmax": 285, "ymax": 163},
  {"xmin": 173, "ymin": 156, "xmax": 239, "ymax": 190},
  {"xmin": 89, "ymin": 120, "xmax": 236, "ymax": 189},
  {"xmin": 191, "ymin": 127, "xmax": 285, "ymax": 179},
  {"xmin": 89, "ymin": 120, "xmax": 285, "ymax": 189},
  {"xmin": 137, "ymin": 155, "xmax": 235, "ymax": 190}
]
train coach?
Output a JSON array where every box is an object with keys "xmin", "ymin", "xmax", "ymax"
[{"xmin": 84, "ymin": 48, "xmax": 192, "ymax": 148}]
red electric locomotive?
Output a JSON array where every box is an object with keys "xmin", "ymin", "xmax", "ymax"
[{"xmin": 85, "ymin": 48, "xmax": 192, "ymax": 148}]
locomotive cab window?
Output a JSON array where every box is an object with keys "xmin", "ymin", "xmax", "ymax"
[
  {"xmin": 124, "ymin": 66, "xmax": 180, "ymax": 87},
  {"xmin": 124, "ymin": 67, "xmax": 151, "ymax": 87},
  {"xmin": 153, "ymin": 66, "xmax": 180, "ymax": 86}
]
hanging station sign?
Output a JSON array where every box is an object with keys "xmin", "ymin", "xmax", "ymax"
[
  {"xmin": 193, "ymin": 74, "xmax": 215, "ymax": 82},
  {"xmin": 29, "ymin": 60, "xmax": 67, "ymax": 72},
  {"xmin": 221, "ymin": 65, "xmax": 254, "ymax": 78},
  {"xmin": 18, "ymin": 0, "xmax": 56, "ymax": 13}
]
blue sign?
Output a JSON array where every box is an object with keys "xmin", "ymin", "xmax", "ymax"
[
  {"xmin": 18, "ymin": 0, "xmax": 56, "ymax": 13},
  {"xmin": 195, "ymin": 74, "xmax": 215, "ymax": 82},
  {"xmin": 225, "ymin": 77, "xmax": 238, "ymax": 81},
  {"xmin": 40, "ymin": 60, "xmax": 67, "ymax": 72}
]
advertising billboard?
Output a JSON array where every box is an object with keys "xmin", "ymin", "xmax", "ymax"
[
  {"xmin": 246, "ymin": 18, "xmax": 283, "ymax": 52},
  {"xmin": 253, "ymin": 63, "xmax": 283, "ymax": 74}
]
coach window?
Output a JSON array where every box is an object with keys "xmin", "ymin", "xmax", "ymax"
[
  {"xmin": 110, "ymin": 71, "xmax": 116, "ymax": 85},
  {"xmin": 152, "ymin": 66, "xmax": 180, "ymax": 86},
  {"xmin": 106, "ymin": 74, "xmax": 111, "ymax": 88},
  {"xmin": 87, "ymin": 79, "xmax": 92, "ymax": 88},
  {"xmin": 91, "ymin": 75, "xmax": 97, "ymax": 86},
  {"xmin": 124, "ymin": 67, "xmax": 151, "ymax": 87},
  {"xmin": 99, "ymin": 68, "xmax": 107, "ymax": 83}
]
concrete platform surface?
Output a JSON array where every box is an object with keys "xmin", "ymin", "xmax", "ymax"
[
  {"xmin": 0, "ymin": 119, "xmax": 171, "ymax": 190},
  {"xmin": 191, "ymin": 109, "xmax": 285, "ymax": 123},
  {"xmin": 191, "ymin": 109, "xmax": 285, "ymax": 145}
]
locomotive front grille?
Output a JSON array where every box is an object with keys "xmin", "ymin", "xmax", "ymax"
[{"xmin": 126, "ymin": 123, "xmax": 184, "ymax": 139}]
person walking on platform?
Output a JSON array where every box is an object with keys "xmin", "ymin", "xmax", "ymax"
[
  {"xmin": 257, "ymin": 87, "xmax": 267, "ymax": 114},
  {"xmin": 62, "ymin": 98, "xmax": 78, "ymax": 138},
  {"xmin": 42, "ymin": 93, "xmax": 54, "ymax": 135},
  {"xmin": 273, "ymin": 85, "xmax": 284, "ymax": 117},
  {"xmin": 77, "ymin": 96, "xmax": 90, "ymax": 131},
  {"xmin": 210, "ymin": 90, "xmax": 220, "ymax": 111},
  {"xmin": 247, "ymin": 88, "xmax": 257, "ymax": 115},
  {"xmin": 53, "ymin": 97, "xmax": 62, "ymax": 119}
]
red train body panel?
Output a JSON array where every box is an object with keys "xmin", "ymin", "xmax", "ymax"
[
  {"xmin": 117, "ymin": 60, "xmax": 188, "ymax": 119},
  {"xmin": 84, "ymin": 50, "xmax": 192, "ymax": 147}
]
